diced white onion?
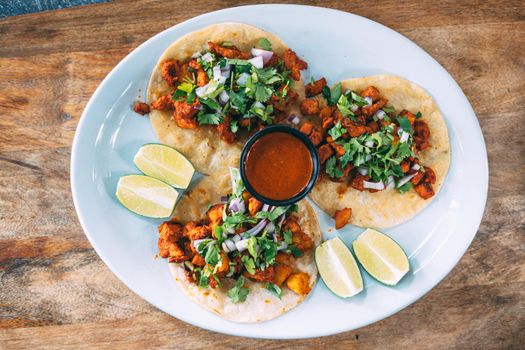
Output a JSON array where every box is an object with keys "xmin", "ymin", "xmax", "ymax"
[
  {"xmin": 236, "ymin": 72, "xmax": 250, "ymax": 86},
  {"xmin": 235, "ymin": 239, "xmax": 250, "ymax": 252},
  {"xmin": 225, "ymin": 226, "xmax": 235, "ymax": 235},
  {"xmin": 266, "ymin": 221, "xmax": 276, "ymax": 234},
  {"xmin": 351, "ymin": 104, "xmax": 359, "ymax": 112},
  {"xmin": 218, "ymin": 90, "xmax": 230, "ymax": 105},
  {"xmin": 397, "ymin": 174, "xmax": 416, "ymax": 188},
  {"xmin": 222, "ymin": 240, "xmax": 236, "ymax": 253},
  {"xmin": 375, "ymin": 110, "xmax": 386, "ymax": 120},
  {"xmin": 253, "ymin": 101, "xmax": 265, "ymax": 109},
  {"xmin": 364, "ymin": 97, "xmax": 373, "ymax": 106},
  {"xmin": 261, "ymin": 204, "xmax": 270, "ymax": 212},
  {"xmin": 201, "ymin": 52, "xmax": 213, "ymax": 63},
  {"xmin": 288, "ymin": 114, "xmax": 300, "ymax": 125},
  {"xmin": 400, "ymin": 131, "xmax": 410, "ymax": 143},
  {"xmin": 412, "ymin": 164, "xmax": 421, "ymax": 171},
  {"xmin": 277, "ymin": 242, "xmax": 288, "ymax": 251},
  {"xmin": 250, "ymin": 48, "xmax": 274, "ymax": 64},
  {"xmin": 363, "ymin": 181, "xmax": 385, "ymax": 190},
  {"xmin": 212, "ymin": 65, "xmax": 222, "ymax": 80},
  {"xmin": 357, "ymin": 167, "xmax": 368, "ymax": 176},
  {"xmin": 364, "ymin": 141, "xmax": 375, "ymax": 148},
  {"xmin": 221, "ymin": 65, "xmax": 231, "ymax": 78},
  {"xmin": 232, "ymin": 234, "xmax": 241, "ymax": 243},
  {"xmin": 386, "ymin": 176, "xmax": 395, "ymax": 190},
  {"xmin": 248, "ymin": 55, "xmax": 264, "ymax": 69},
  {"xmin": 229, "ymin": 198, "xmax": 245, "ymax": 213}
]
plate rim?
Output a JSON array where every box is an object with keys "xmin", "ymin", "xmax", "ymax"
[{"xmin": 71, "ymin": 4, "xmax": 489, "ymax": 339}]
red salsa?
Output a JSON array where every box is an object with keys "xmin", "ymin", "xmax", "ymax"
[{"xmin": 244, "ymin": 132, "xmax": 313, "ymax": 201}]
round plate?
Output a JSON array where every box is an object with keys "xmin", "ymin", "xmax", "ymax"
[{"xmin": 71, "ymin": 5, "xmax": 488, "ymax": 339}]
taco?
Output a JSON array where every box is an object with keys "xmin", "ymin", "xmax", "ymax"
[
  {"xmin": 156, "ymin": 168, "xmax": 321, "ymax": 322},
  {"xmin": 298, "ymin": 75, "xmax": 450, "ymax": 228},
  {"xmin": 146, "ymin": 23, "xmax": 308, "ymax": 175}
]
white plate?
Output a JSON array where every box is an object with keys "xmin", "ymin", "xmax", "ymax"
[{"xmin": 71, "ymin": 5, "xmax": 488, "ymax": 339}]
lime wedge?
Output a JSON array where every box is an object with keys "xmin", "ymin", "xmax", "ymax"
[
  {"xmin": 133, "ymin": 144, "xmax": 194, "ymax": 189},
  {"xmin": 352, "ymin": 228, "xmax": 409, "ymax": 286},
  {"xmin": 116, "ymin": 175, "xmax": 178, "ymax": 218},
  {"xmin": 315, "ymin": 237, "xmax": 363, "ymax": 298}
]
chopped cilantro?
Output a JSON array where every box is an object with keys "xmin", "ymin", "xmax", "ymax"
[
  {"xmin": 289, "ymin": 245, "xmax": 303, "ymax": 257},
  {"xmin": 350, "ymin": 91, "xmax": 368, "ymax": 106},
  {"xmin": 325, "ymin": 82, "xmax": 342, "ymax": 106},
  {"xmin": 247, "ymin": 236, "xmax": 258, "ymax": 260},
  {"xmin": 337, "ymin": 94, "xmax": 355, "ymax": 118},
  {"xmin": 241, "ymin": 255, "xmax": 256, "ymax": 275},
  {"xmin": 178, "ymin": 82, "xmax": 195, "ymax": 93},
  {"xmin": 398, "ymin": 182, "xmax": 413, "ymax": 193},
  {"xmin": 197, "ymin": 113, "xmax": 223, "ymax": 125},
  {"xmin": 199, "ymin": 97, "xmax": 221, "ymax": 111},
  {"xmin": 328, "ymin": 121, "xmax": 345, "ymax": 141},
  {"xmin": 204, "ymin": 243, "xmax": 221, "ymax": 266},
  {"xmin": 255, "ymin": 206, "xmax": 288, "ymax": 221},
  {"xmin": 258, "ymin": 38, "xmax": 272, "ymax": 51},
  {"xmin": 228, "ymin": 277, "xmax": 250, "ymax": 303},
  {"xmin": 230, "ymin": 120, "xmax": 239, "ymax": 133},
  {"xmin": 265, "ymin": 283, "xmax": 282, "ymax": 299},
  {"xmin": 382, "ymin": 106, "xmax": 396, "ymax": 114},
  {"xmin": 198, "ymin": 271, "xmax": 209, "ymax": 288},
  {"xmin": 283, "ymin": 230, "xmax": 293, "ymax": 245},
  {"xmin": 228, "ymin": 58, "xmax": 250, "ymax": 66},
  {"xmin": 397, "ymin": 116, "xmax": 413, "ymax": 134},
  {"xmin": 416, "ymin": 111, "xmax": 422, "ymax": 119},
  {"xmin": 172, "ymin": 89, "xmax": 186, "ymax": 101},
  {"xmin": 325, "ymin": 156, "xmax": 344, "ymax": 178}
]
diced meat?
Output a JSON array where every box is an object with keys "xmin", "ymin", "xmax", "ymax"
[
  {"xmin": 320, "ymin": 106, "xmax": 334, "ymax": 120},
  {"xmin": 308, "ymin": 127, "xmax": 323, "ymax": 146},
  {"xmin": 157, "ymin": 221, "xmax": 193, "ymax": 262},
  {"xmin": 400, "ymin": 160, "xmax": 411, "ymax": 173},
  {"xmin": 329, "ymin": 141, "xmax": 346, "ymax": 156},
  {"xmin": 300, "ymin": 99, "xmax": 320, "ymax": 115},
  {"xmin": 423, "ymin": 166, "xmax": 436, "ymax": 184},
  {"xmin": 270, "ymin": 84, "xmax": 298, "ymax": 112},
  {"xmin": 299, "ymin": 122, "xmax": 313, "ymax": 136},
  {"xmin": 361, "ymin": 86, "xmax": 380, "ymax": 102},
  {"xmin": 362, "ymin": 98, "xmax": 386, "ymax": 117},
  {"xmin": 317, "ymin": 144, "xmax": 334, "ymax": 164},
  {"xmin": 188, "ymin": 59, "xmax": 209, "ymax": 87},
  {"xmin": 342, "ymin": 119, "xmax": 368, "ymax": 137},
  {"xmin": 207, "ymin": 204, "xmax": 224, "ymax": 233},
  {"xmin": 413, "ymin": 120, "xmax": 430, "ymax": 151},
  {"xmin": 191, "ymin": 254, "xmax": 206, "ymax": 267},
  {"xmin": 133, "ymin": 102, "xmax": 150, "ymax": 115},
  {"xmin": 274, "ymin": 264, "xmax": 294, "ymax": 286},
  {"xmin": 215, "ymin": 252, "xmax": 231, "ymax": 276},
  {"xmin": 151, "ymin": 95, "xmax": 174, "ymax": 111},
  {"xmin": 173, "ymin": 100, "xmax": 200, "ymax": 129},
  {"xmin": 183, "ymin": 221, "xmax": 211, "ymax": 242},
  {"xmin": 305, "ymin": 77, "xmax": 327, "ymax": 97},
  {"xmin": 248, "ymin": 197, "xmax": 263, "ymax": 217},
  {"xmin": 414, "ymin": 182, "xmax": 435, "ymax": 199},
  {"xmin": 264, "ymin": 53, "xmax": 280, "ymax": 67},
  {"xmin": 367, "ymin": 120, "xmax": 379, "ymax": 133},
  {"xmin": 292, "ymin": 231, "xmax": 313, "ymax": 252},
  {"xmin": 334, "ymin": 208, "xmax": 352, "ymax": 229},
  {"xmin": 208, "ymin": 41, "xmax": 251, "ymax": 59},
  {"xmin": 411, "ymin": 171, "xmax": 425, "ymax": 185},
  {"xmin": 244, "ymin": 266, "xmax": 275, "ymax": 282},
  {"xmin": 322, "ymin": 117, "xmax": 335, "ymax": 130},
  {"xmin": 283, "ymin": 216, "xmax": 301, "ymax": 234},
  {"xmin": 342, "ymin": 164, "xmax": 353, "ymax": 177},
  {"xmin": 160, "ymin": 59, "xmax": 183, "ymax": 86},
  {"xmin": 217, "ymin": 115, "xmax": 236, "ymax": 143},
  {"xmin": 283, "ymin": 49, "xmax": 308, "ymax": 81},
  {"xmin": 286, "ymin": 272, "xmax": 311, "ymax": 295},
  {"xmin": 275, "ymin": 252, "xmax": 294, "ymax": 265},
  {"xmin": 350, "ymin": 173, "xmax": 368, "ymax": 191}
]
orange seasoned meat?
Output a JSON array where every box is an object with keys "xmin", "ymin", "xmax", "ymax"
[
  {"xmin": 208, "ymin": 41, "xmax": 251, "ymax": 59},
  {"xmin": 317, "ymin": 144, "xmax": 334, "ymax": 164},
  {"xmin": 414, "ymin": 182, "xmax": 435, "ymax": 199},
  {"xmin": 191, "ymin": 254, "xmax": 206, "ymax": 267},
  {"xmin": 292, "ymin": 231, "xmax": 313, "ymax": 252},
  {"xmin": 173, "ymin": 100, "xmax": 200, "ymax": 129},
  {"xmin": 411, "ymin": 171, "xmax": 425, "ymax": 185},
  {"xmin": 320, "ymin": 106, "xmax": 334, "ymax": 120},
  {"xmin": 342, "ymin": 120, "xmax": 368, "ymax": 137},
  {"xmin": 283, "ymin": 216, "xmax": 301, "ymax": 234},
  {"xmin": 183, "ymin": 221, "xmax": 211, "ymax": 242},
  {"xmin": 274, "ymin": 264, "xmax": 294, "ymax": 286},
  {"xmin": 248, "ymin": 197, "xmax": 263, "ymax": 217},
  {"xmin": 305, "ymin": 77, "xmax": 327, "ymax": 97},
  {"xmin": 322, "ymin": 117, "xmax": 335, "ymax": 130},
  {"xmin": 133, "ymin": 102, "xmax": 150, "ymax": 115},
  {"xmin": 399, "ymin": 110, "xmax": 416, "ymax": 126},
  {"xmin": 275, "ymin": 252, "xmax": 294, "ymax": 265},
  {"xmin": 299, "ymin": 122, "xmax": 313, "ymax": 136},
  {"xmin": 400, "ymin": 160, "xmax": 411, "ymax": 173},
  {"xmin": 413, "ymin": 120, "xmax": 430, "ymax": 151},
  {"xmin": 151, "ymin": 95, "xmax": 174, "ymax": 111},
  {"xmin": 270, "ymin": 84, "xmax": 298, "ymax": 111},
  {"xmin": 286, "ymin": 272, "xmax": 311, "ymax": 295},
  {"xmin": 350, "ymin": 173, "xmax": 368, "ymax": 191},
  {"xmin": 360, "ymin": 86, "xmax": 380, "ymax": 102},
  {"xmin": 367, "ymin": 120, "xmax": 380, "ymax": 133},
  {"xmin": 188, "ymin": 59, "xmax": 209, "ymax": 87},
  {"xmin": 362, "ymin": 98, "xmax": 386, "ymax": 117},
  {"xmin": 334, "ymin": 208, "xmax": 352, "ymax": 229},
  {"xmin": 215, "ymin": 252, "xmax": 231, "ymax": 276},
  {"xmin": 283, "ymin": 48, "xmax": 308, "ymax": 81},
  {"xmin": 161, "ymin": 59, "xmax": 183, "ymax": 86},
  {"xmin": 217, "ymin": 115, "xmax": 236, "ymax": 143},
  {"xmin": 158, "ymin": 222, "xmax": 193, "ymax": 262},
  {"xmin": 244, "ymin": 266, "xmax": 275, "ymax": 282},
  {"xmin": 207, "ymin": 204, "xmax": 224, "ymax": 233},
  {"xmin": 329, "ymin": 140, "xmax": 346, "ymax": 156},
  {"xmin": 423, "ymin": 166, "xmax": 436, "ymax": 184},
  {"xmin": 300, "ymin": 99, "xmax": 320, "ymax": 115},
  {"xmin": 308, "ymin": 127, "xmax": 323, "ymax": 146},
  {"xmin": 264, "ymin": 52, "xmax": 280, "ymax": 67}
]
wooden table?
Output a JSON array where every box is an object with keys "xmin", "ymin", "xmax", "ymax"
[{"xmin": 0, "ymin": 1, "xmax": 523, "ymax": 348}]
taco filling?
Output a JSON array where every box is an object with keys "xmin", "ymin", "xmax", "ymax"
[
  {"xmin": 144, "ymin": 39, "xmax": 307, "ymax": 144},
  {"xmin": 157, "ymin": 168, "xmax": 314, "ymax": 303},
  {"xmin": 300, "ymin": 82, "xmax": 437, "ymax": 200}
]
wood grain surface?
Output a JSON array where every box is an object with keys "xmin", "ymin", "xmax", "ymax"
[{"xmin": 0, "ymin": 0, "xmax": 524, "ymax": 349}]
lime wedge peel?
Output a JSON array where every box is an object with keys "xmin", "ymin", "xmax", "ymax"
[
  {"xmin": 352, "ymin": 228, "xmax": 410, "ymax": 286},
  {"xmin": 315, "ymin": 237, "xmax": 364, "ymax": 298},
  {"xmin": 116, "ymin": 175, "xmax": 179, "ymax": 218},
  {"xmin": 133, "ymin": 143, "xmax": 194, "ymax": 189}
]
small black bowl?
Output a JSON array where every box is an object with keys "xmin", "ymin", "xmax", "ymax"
[{"xmin": 239, "ymin": 125, "xmax": 320, "ymax": 206}]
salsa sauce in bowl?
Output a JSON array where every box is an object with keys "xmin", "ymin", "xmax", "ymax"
[{"xmin": 240, "ymin": 125, "xmax": 319, "ymax": 206}]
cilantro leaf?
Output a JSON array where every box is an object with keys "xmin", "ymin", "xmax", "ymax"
[
  {"xmin": 382, "ymin": 106, "xmax": 396, "ymax": 114},
  {"xmin": 198, "ymin": 271, "xmax": 209, "ymax": 288},
  {"xmin": 228, "ymin": 277, "xmax": 250, "ymax": 303},
  {"xmin": 326, "ymin": 82, "xmax": 342, "ymax": 106},
  {"xmin": 258, "ymin": 38, "xmax": 272, "ymax": 51},
  {"xmin": 241, "ymin": 255, "xmax": 256, "ymax": 275},
  {"xmin": 204, "ymin": 243, "xmax": 221, "ymax": 266},
  {"xmin": 197, "ymin": 113, "xmax": 223, "ymax": 125},
  {"xmin": 416, "ymin": 111, "xmax": 422, "ymax": 119},
  {"xmin": 283, "ymin": 230, "xmax": 293, "ymax": 245},
  {"xmin": 178, "ymin": 82, "xmax": 195, "ymax": 93},
  {"xmin": 199, "ymin": 97, "xmax": 221, "ymax": 111},
  {"xmin": 289, "ymin": 245, "xmax": 303, "ymax": 257},
  {"xmin": 398, "ymin": 182, "xmax": 413, "ymax": 193},
  {"xmin": 350, "ymin": 91, "xmax": 368, "ymax": 106},
  {"xmin": 265, "ymin": 283, "xmax": 282, "ymax": 299},
  {"xmin": 396, "ymin": 116, "xmax": 413, "ymax": 133},
  {"xmin": 325, "ymin": 156, "xmax": 344, "ymax": 178},
  {"xmin": 255, "ymin": 206, "xmax": 288, "ymax": 221},
  {"xmin": 337, "ymin": 94, "xmax": 355, "ymax": 118},
  {"xmin": 328, "ymin": 121, "xmax": 345, "ymax": 141},
  {"xmin": 230, "ymin": 120, "xmax": 239, "ymax": 133},
  {"xmin": 247, "ymin": 237, "xmax": 258, "ymax": 260}
]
